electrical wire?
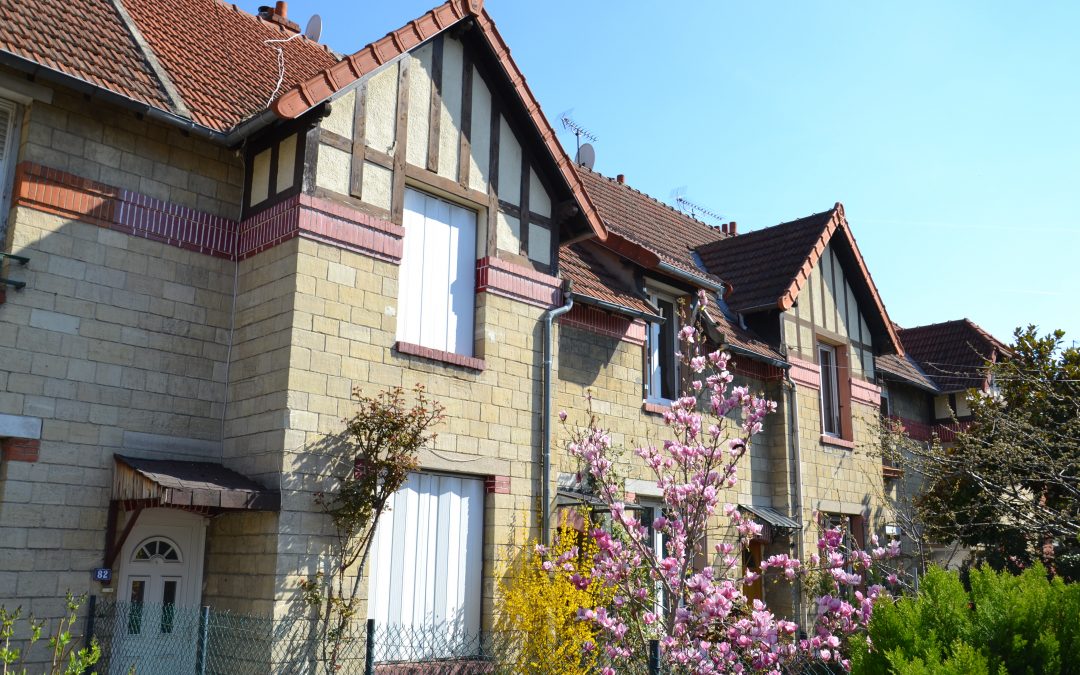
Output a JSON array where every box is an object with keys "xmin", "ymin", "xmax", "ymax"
[{"xmin": 264, "ymin": 33, "xmax": 305, "ymax": 108}]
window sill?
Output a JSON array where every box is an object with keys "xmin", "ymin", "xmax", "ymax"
[
  {"xmin": 394, "ymin": 342, "xmax": 485, "ymax": 372},
  {"xmin": 642, "ymin": 400, "xmax": 671, "ymax": 416},
  {"xmin": 820, "ymin": 435, "xmax": 855, "ymax": 450}
]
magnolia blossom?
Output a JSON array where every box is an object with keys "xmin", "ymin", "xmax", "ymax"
[{"xmin": 555, "ymin": 306, "xmax": 901, "ymax": 674}]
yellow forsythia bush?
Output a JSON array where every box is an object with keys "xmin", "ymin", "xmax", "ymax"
[{"xmin": 497, "ymin": 511, "xmax": 612, "ymax": 675}]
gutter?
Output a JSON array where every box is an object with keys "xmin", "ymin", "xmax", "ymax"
[
  {"xmin": 0, "ymin": 52, "xmax": 278, "ymax": 146},
  {"xmin": 576, "ymin": 294, "xmax": 663, "ymax": 324},
  {"xmin": 541, "ymin": 290, "xmax": 574, "ymax": 544},
  {"xmin": 722, "ymin": 342, "xmax": 789, "ymax": 371},
  {"xmin": 655, "ymin": 261, "xmax": 726, "ymax": 294}
]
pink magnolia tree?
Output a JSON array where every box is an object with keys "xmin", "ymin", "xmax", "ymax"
[{"xmin": 559, "ymin": 292, "xmax": 900, "ymax": 674}]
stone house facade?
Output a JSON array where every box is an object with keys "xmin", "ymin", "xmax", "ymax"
[{"xmin": 0, "ymin": 0, "xmax": 974, "ymax": 660}]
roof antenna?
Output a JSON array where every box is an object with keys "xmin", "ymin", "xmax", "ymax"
[
  {"xmin": 672, "ymin": 191, "xmax": 724, "ymax": 224},
  {"xmin": 560, "ymin": 112, "xmax": 598, "ymax": 169},
  {"xmin": 304, "ymin": 14, "xmax": 323, "ymax": 41}
]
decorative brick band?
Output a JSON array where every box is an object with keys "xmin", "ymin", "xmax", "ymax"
[
  {"xmin": 15, "ymin": 162, "xmax": 405, "ymax": 266},
  {"xmin": 2, "ymin": 438, "xmax": 40, "ymax": 462},
  {"xmin": 850, "ymin": 378, "xmax": 882, "ymax": 407},
  {"xmin": 485, "ymin": 475, "xmax": 511, "ymax": 494},
  {"xmin": 789, "ymin": 356, "xmax": 821, "ymax": 389},
  {"xmin": 394, "ymin": 341, "xmax": 485, "ymax": 371},
  {"xmin": 13, "ymin": 162, "xmax": 236, "ymax": 258},
  {"xmin": 559, "ymin": 303, "xmax": 647, "ymax": 345},
  {"xmin": 237, "ymin": 194, "xmax": 405, "ymax": 262},
  {"xmin": 888, "ymin": 416, "xmax": 970, "ymax": 443},
  {"xmin": 297, "ymin": 194, "xmax": 404, "ymax": 263},
  {"xmin": 476, "ymin": 256, "xmax": 561, "ymax": 309},
  {"xmin": 729, "ymin": 357, "xmax": 786, "ymax": 383}
]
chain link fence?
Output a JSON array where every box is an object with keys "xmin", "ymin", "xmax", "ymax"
[{"xmin": 84, "ymin": 597, "xmax": 837, "ymax": 674}]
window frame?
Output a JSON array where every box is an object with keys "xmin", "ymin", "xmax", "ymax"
[
  {"xmin": 366, "ymin": 471, "xmax": 485, "ymax": 654},
  {"xmin": 819, "ymin": 343, "xmax": 841, "ymax": 437},
  {"xmin": 396, "ymin": 187, "xmax": 480, "ymax": 361},
  {"xmin": 646, "ymin": 290, "xmax": 681, "ymax": 404},
  {"xmin": 0, "ymin": 97, "xmax": 20, "ymax": 239}
]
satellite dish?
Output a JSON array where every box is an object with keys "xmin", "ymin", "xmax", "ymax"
[
  {"xmin": 304, "ymin": 14, "xmax": 323, "ymax": 41},
  {"xmin": 576, "ymin": 142, "xmax": 595, "ymax": 170}
]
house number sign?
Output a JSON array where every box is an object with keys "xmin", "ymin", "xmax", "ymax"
[{"xmin": 93, "ymin": 568, "xmax": 112, "ymax": 583}]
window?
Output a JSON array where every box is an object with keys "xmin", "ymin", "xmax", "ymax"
[
  {"xmin": 647, "ymin": 293, "xmax": 679, "ymax": 402},
  {"xmin": 819, "ymin": 343, "xmax": 840, "ymax": 436},
  {"xmin": 397, "ymin": 189, "xmax": 478, "ymax": 357},
  {"xmin": 367, "ymin": 473, "xmax": 483, "ymax": 659},
  {"xmin": 0, "ymin": 98, "xmax": 17, "ymax": 236}
]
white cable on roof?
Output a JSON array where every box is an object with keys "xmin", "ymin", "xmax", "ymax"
[{"xmin": 264, "ymin": 32, "xmax": 304, "ymax": 109}]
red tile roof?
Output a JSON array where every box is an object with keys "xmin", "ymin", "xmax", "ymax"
[
  {"xmin": 696, "ymin": 208, "xmax": 834, "ymax": 313},
  {"xmin": 123, "ymin": 0, "xmax": 338, "ymax": 131},
  {"xmin": 575, "ymin": 167, "xmax": 725, "ymax": 289},
  {"xmin": 896, "ymin": 319, "xmax": 1008, "ymax": 392},
  {"xmin": 560, "ymin": 243, "xmax": 658, "ymax": 319},
  {"xmin": 705, "ymin": 310, "xmax": 786, "ymax": 365},
  {"xmin": 1, "ymin": 0, "xmax": 338, "ymax": 132},
  {"xmin": 876, "ymin": 353, "xmax": 940, "ymax": 393},
  {"xmin": 696, "ymin": 203, "xmax": 903, "ymax": 355},
  {"xmin": 0, "ymin": 0, "xmax": 172, "ymax": 110}
]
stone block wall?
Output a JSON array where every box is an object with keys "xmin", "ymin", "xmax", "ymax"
[{"xmin": 0, "ymin": 204, "xmax": 234, "ymax": 618}]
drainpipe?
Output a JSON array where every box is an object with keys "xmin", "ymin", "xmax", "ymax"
[
  {"xmin": 541, "ymin": 289, "xmax": 574, "ymax": 544},
  {"xmin": 783, "ymin": 366, "xmax": 806, "ymax": 624}
]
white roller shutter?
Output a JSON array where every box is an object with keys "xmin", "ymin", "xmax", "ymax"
[
  {"xmin": 396, "ymin": 188, "xmax": 477, "ymax": 356},
  {"xmin": 367, "ymin": 473, "xmax": 484, "ymax": 659}
]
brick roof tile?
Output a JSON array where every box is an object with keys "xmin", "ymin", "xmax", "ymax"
[
  {"xmin": 695, "ymin": 209, "xmax": 835, "ymax": 313},
  {"xmin": 560, "ymin": 243, "xmax": 657, "ymax": 318},
  {"xmin": 0, "ymin": 0, "xmax": 172, "ymax": 110},
  {"xmin": 897, "ymin": 319, "xmax": 1007, "ymax": 392},
  {"xmin": 575, "ymin": 166, "xmax": 725, "ymax": 288}
]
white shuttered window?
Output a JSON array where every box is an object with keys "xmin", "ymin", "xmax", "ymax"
[
  {"xmin": 397, "ymin": 189, "xmax": 477, "ymax": 356},
  {"xmin": 367, "ymin": 473, "xmax": 483, "ymax": 656},
  {"xmin": 0, "ymin": 99, "xmax": 17, "ymax": 232}
]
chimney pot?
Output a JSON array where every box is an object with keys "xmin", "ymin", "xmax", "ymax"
[
  {"xmin": 616, "ymin": 174, "xmax": 625, "ymax": 184},
  {"xmin": 729, "ymin": 221, "xmax": 737, "ymax": 235},
  {"xmin": 275, "ymin": 1, "xmax": 287, "ymax": 18},
  {"xmin": 721, "ymin": 223, "xmax": 728, "ymax": 234}
]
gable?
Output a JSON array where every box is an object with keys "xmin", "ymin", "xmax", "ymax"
[
  {"xmin": 295, "ymin": 30, "xmax": 568, "ymax": 271},
  {"xmin": 270, "ymin": 0, "xmax": 606, "ymax": 248},
  {"xmin": 783, "ymin": 240, "xmax": 878, "ymax": 378}
]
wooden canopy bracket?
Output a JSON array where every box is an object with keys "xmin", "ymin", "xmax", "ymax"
[{"xmin": 103, "ymin": 503, "xmax": 145, "ymax": 571}]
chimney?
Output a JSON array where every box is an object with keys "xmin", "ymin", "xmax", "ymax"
[
  {"xmin": 258, "ymin": 2, "xmax": 300, "ymax": 32},
  {"xmin": 721, "ymin": 223, "xmax": 728, "ymax": 234},
  {"xmin": 616, "ymin": 174, "xmax": 625, "ymax": 184},
  {"xmin": 729, "ymin": 221, "xmax": 737, "ymax": 235}
]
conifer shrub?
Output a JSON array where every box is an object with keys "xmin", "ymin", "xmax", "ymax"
[{"xmin": 852, "ymin": 564, "xmax": 1080, "ymax": 674}]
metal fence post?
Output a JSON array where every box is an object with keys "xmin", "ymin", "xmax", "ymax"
[
  {"xmin": 648, "ymin": 638, "xmax": 660, "ymax": 675},
  {"xmin": 364, "ymin": 618, "xmax": 375, "ymax": 675},
  {"xmin": 82, "ymin": 595, "xmax": 96, "ymax": 675},
  {"xmin": 197, "ymin": 605, "xmax": 210, "ymax": 675}
]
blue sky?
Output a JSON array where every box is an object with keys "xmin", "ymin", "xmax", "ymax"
[{"xmin": 282, "ymin": 0, "xmax": 1080, "ymax": 345}]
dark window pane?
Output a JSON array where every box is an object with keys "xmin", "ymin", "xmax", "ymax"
[
  {"xmin": 128, "ymin": 579, "xmax": 145, "ymax": 634},
  {"xmin": 658, "ymin": 299, "xmax": 676, "ymax": 400},
  {"xmin": 161, "ymin": 580, "xmax": 177, "ymax": 634},
  {"xmin": 820, "ymin": 348, "xmax": 837, "ymax": 435}
]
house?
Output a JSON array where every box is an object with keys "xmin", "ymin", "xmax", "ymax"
[
  {"xmin": 875, "ymin": 319, "xmax": 1009, "ymax": 570},
  {"xmin": 0, "ymin": 0, "xmax": 950, "ymax": 665}
]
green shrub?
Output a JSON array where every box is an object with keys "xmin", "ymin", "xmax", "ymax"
[{"xmin": 852, "ymin": 564, "xmax": 1080, "ymax": 675}]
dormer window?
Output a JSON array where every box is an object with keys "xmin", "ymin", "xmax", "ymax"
[{"xmin": 646, "ymin": 291, "xmax": 680, "ymax": 403}]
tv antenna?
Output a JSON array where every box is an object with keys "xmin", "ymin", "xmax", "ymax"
[
  {"xmin": 672, "ymin": 190, "xmax": 724, "ymax": 223},
  {"xmin": 560, "ymin": 112, "xmax": 598, "ymax": 167}
]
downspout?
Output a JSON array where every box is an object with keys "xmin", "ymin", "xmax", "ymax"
[
  {"xmin": 541, "ymin": 288, "xmax": 574, "ymax": 544},
  {"xmin": 783, "ymin": 365, "xmax": 806, "ymax": 625}
]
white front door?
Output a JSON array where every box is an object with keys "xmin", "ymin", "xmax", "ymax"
[{"xmin": 113, "ymin": 509, "xmax": 206, "ymax": 675}]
